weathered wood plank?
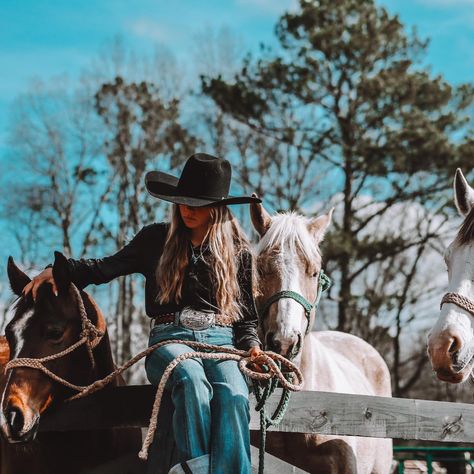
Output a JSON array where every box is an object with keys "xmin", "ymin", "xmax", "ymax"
[
  {"xmin": 39, "ymin": 385, "xmax": 474, "ymax": 443},
  {"xmin": 250, "ymin": 446, "xmax": 309, "ymax": 473},
  {"xmin": 252, "ymin": 390, "xmax": 471, "ymax": 443}
]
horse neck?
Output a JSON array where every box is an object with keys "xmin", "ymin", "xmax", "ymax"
[
  {"xmin": 448, "ymin": 244, "xmax": 474, "ymax": 299},
  {"xmin": 299, "ymin": 333, "xmax": 321, "ymax": 390},
  {"xmin": 299, "ymin": 332, "xmax": 345, "ymax": 392}
]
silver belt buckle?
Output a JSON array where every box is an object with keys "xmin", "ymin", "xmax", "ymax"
[{"xmin": 179, "ymin": 307, "xmax": 215, "ymax": 330}]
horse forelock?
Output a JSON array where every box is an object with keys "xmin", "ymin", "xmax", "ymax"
[
  {"xmin": 256, "ymin": 212, "xmax": 322, "ymax": 267},
  {"xmin": 7, "ymin": 282, "xmax": 78, "ymax": 357},
  {"xmin": 457, "ymin": 206, "xmax": 474, "ymax": 245}
]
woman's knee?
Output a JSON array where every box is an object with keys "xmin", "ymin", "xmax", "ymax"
[
  {"xmin": 146, "ymin": 349, "xmax": 206, "ymax": 386},
  {"xmin": 171, "ymin": 360, "xmax": 213, "ymax": 401},
  {"xmin": 211, "ymin": 381, "xmax": 249, "ymax": 410}
]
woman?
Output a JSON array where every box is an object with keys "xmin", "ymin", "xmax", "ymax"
[{"xmin": 23, "ymin": 153, "xmax": 263, "ymax": 474}]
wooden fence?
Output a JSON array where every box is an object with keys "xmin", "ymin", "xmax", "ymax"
[{"xmin": 38, "ymin": 385, "xmax": 474, "ymax": 473}]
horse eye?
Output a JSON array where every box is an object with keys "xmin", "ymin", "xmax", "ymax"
[{"xmin": 45, "ymin": 328, "xmax": 64, "ymax": 342}]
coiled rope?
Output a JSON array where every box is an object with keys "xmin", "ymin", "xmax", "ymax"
[
  {"xmin": 5, "ymin": 283, "xmax": 304, "ymax": 472},
  {"xmin": 8, "ymin": 336, "xmax": 303, "ymax": 470}
]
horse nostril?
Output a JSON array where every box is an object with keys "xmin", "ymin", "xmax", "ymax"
[
  {"xmin": 286, "ymin": 333, "xmax": 302, "ymax": 357},
  {"xmin": 449, "ymin": 336, "xmax": 462, "ymax": 354},
  {"xmin": 265, "ymin": 332, "xmax": 282, "ymax": 353},
  {"xmin": 7, "ymin": 406, "xmax": 24, "ymax": 436}
]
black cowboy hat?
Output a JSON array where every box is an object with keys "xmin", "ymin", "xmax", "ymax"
[{"xmin": 145, "ymin": 153, "xmax": 261, "ymax": 207}]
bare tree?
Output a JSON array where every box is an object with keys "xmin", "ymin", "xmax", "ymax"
[{"xmin": 1, "ymin": 78, "xmax": 107, "ymax": 265}]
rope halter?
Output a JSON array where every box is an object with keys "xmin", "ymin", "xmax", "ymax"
[
  {"xmin": 440, "ymin": 292, "xmax": 474, "ymax": 317},
  {"xmin": 5, "ymin": 284, "xmax": 105, "ymax": 391},
  {"xmin": 260, "ymin": 269, "xmax": 332, "ymax": 336}
]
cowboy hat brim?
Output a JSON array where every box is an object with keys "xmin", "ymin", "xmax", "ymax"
[{"xmin": 145, "ymin": 171, "xmax": 262, "ymax": 207}]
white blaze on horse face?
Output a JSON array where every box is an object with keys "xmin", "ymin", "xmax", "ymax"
[
  {"xmin": 274, "ymin": 251, "xmax": 307, "ymax": 351},
  {"xmin": 11, "ymin": 309, "xmax": 34, "ymax": 358},
  {"xmin": 428, "ymin": 241, "xmax": 474, "ymax": 379},
  {"xmin": 0, "ymin": 309, "xmax": 34, "ymax": 434}
]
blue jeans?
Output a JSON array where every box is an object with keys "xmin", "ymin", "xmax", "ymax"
[{"xmin": 145, "ymin": 323, "xmax": 251, "ymax": 474}]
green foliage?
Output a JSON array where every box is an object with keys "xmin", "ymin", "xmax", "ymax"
[{"xmin": 202, "ymin": 0, "xmax": 474, "ymax": 395}]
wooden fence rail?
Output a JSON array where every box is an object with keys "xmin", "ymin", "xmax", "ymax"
[{"xmin": 39, "ymin": 385, "xmax": 473, "ymax": 444}]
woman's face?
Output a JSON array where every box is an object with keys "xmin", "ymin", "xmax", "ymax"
[{"xmin": 178, "ymin": 204, "xmax": 213, "ymax": 230}]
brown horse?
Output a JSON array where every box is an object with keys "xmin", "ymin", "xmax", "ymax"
[
  {"xmin": 250, "ymin": 202, "xmax": 392, "ymax": 474},
  {"xmin": 1, "ymin": 251, "xmax": 142, "ymax": 474}
]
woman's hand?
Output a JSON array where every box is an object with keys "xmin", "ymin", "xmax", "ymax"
[
  {"xmin": 248, "ymin": 346, "xmax": 266, "ymax": 373},
  {"xmin": 22, "ymin": 268, "xmax": 58, "ymax": 301}
]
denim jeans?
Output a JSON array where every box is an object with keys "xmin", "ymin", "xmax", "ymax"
[{"xmin": 145, "ymin": 323, "xmax": 251, "ymax": 474}]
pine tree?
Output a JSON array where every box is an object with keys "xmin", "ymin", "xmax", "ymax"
[{"xmin": 202, "ymin": 0, "xmax": 474, "ymax": 395}]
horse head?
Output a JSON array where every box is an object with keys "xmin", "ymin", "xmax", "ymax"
[
  {"xmin": 250, "ymin": 200, "xmax": 332, "ymax": 360},
  {"xmin": 1, "ymin": 251, "xmax": 109, "ymax": 443},
  {"xmin": 427, "ymin": 169, "xmax": 474, "ymax": 383}
]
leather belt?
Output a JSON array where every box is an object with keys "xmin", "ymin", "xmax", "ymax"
[
  {"xmin": 151, "ymin": 313, "xmax": 176, "ymax": 327},
  {"xmin": 151, "ymin": 308, "xmax": 233, "ymax": 330}
]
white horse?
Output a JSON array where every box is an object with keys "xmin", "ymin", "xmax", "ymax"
[
  {"xmin": 250, "ymin": 202, "xmax": 392, "ymax": 474},
  {"xmin": 427, "ymin": 169, "xmax": 474, "ymax": 383}
]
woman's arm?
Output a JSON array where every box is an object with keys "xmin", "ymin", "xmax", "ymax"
[
  {"xmin": 24, "ymin": 224, "xmax": 159, "ymax": 300},
  {"xmin": 64, "ymin": 225, "xmax": 150, "ymax": 289},
  {"xmin": 233, "ymin": 250, "xmax": 262, "ymax": 351}
]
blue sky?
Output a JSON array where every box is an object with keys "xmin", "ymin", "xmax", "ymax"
[
  {"xmin": 0, "ymin": 0, "xmax": 473, "ymax": 263},
  {"xmin": 1, "ymin": 0, "xmax": 473, "ymax": 145}
]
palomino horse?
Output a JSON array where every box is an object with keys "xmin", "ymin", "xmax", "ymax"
[
  {"xmin": 250, "ymin": 202, "xmax": 392, "ymax": 474},
  {"xmin": 1, "ymin": 251, "xmax": 141, "ymax": 474},
  {"xmin": 427, "ymin": 169, "xmax": 474, "ymax": 383}
]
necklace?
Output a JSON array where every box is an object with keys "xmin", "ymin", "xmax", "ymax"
[{"xmin": 190, "ymin": 243, "xmax": 208, "ymax": 265}]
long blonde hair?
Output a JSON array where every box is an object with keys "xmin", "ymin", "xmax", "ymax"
[{"xmin": 156, "ymin": 204, "xmax": 252, "ymax": 321}]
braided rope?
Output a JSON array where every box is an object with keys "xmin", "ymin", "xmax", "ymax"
[
  {"xmin": 7, "ymin": 336, "xmax": 303, "ymax": 465},
  {"xmin": 441, "ymin": 292, "xmax": 474, "ymax": 317},
  {"xmin": 6, "ymin": 337, "xmax": 92, "ymax": 391},
  {"xmin": 6, "ymin": 282, "xmax": 304, "ymax": 469},
  {"xmin": 252, "ymin": 362, "xmax": 293, "ymax": 473},
  {"xmin": 5, "ymin": 283, "xmax": 104, "ymax": 388}
]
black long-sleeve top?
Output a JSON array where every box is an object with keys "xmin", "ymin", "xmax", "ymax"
[{"xmin": 63, "ymin": 222, "xmax": 261, "ymax": 350}]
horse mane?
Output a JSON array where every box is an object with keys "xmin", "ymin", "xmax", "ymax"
[
  {"xmin": 256, "ymin": 212, "xmax": 322, "ymax": 265},
  {"xmin": 456, "ymin": 206, "xmax": 474, "ymax": 245},
  {"xmin": 11, "ymin": 282, "xmax": 60, "ymax": 319}
]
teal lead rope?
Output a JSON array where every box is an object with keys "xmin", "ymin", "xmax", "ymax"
[
  {"xmin": 252, "ymin": 368, "xmax": 293, "ymax": 474},
  {"xmin": 255, "ymin": 270, "xmax": 332, "ymax": 473}
]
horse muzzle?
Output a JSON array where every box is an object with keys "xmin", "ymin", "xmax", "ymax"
[
  {"xmin": 265, "ymin": 331, "xmax": 302, "ymax": 359},
  {"xmin": 1, "ymin": 398, "xmax": 41, "ymax": 443},
  {"xmin": 428, "ymin": 330, "xmax": 474, "ymax": 383}
]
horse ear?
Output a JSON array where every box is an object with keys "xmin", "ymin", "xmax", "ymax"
[
  {"xmin": 250, "ymin": 194, "xmax": 271, "ymax": 237},
  {"xmin": 52, "ymin": 251, "xmax": 72, "ymax": 295},
  {"xmin": 309, "ymin": 208, "xmax": 334, "ymax": 245},
  {"xmin": 7, "ymin": 256, "xmax": 31, "ymax": 296},
  {"xmin": 454, "ymin": 169, "xmax": 474, "ymax": 217}
]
